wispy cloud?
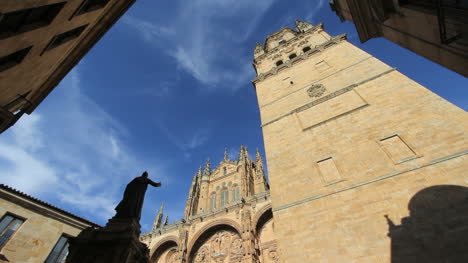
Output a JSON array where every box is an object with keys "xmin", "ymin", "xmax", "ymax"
[
  {"xmin": 123, "ymin": 0, "xmax": 276, "ymax": 90},
  {"xmin": 305, "ymin": 0, "xmax": 327, "ymax": 23},
  {"xmin": 0, "ymin": 65, "xmax": 166, "ymax": 222},
  {"xmin": 157, "ymin": 121, "xmax": 210, "ymax": 159}
]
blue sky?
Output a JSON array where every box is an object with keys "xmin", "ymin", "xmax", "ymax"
[{"xmin": 0, "ymin": 0, "xmax": 466, "ymax": 231}]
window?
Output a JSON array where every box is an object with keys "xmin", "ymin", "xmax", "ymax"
[
  {"xmin": 0, "ymin": 3, "xmax": 66, "ymax": 39},
  {"xmin": 278, "ymin": 39, "xmax": 286, "ymax": 45},
  {"xmin": 42, "ymin": 25, "xmax": 88, "ymax": 54},
  {"xmin": 275, "ymin": 60, "xmax": 283, "ymax": 66},
  {"xmin": 210, "ymin": 194, "xmax": 217, "ymax": 210},
  {"xmin": 303, "ymin": 46, "xmax": 311, "ymax": 53},
  {"xmin": 0, "ymin": 214, "xmax": 25, "ymax": 249},
  {"xmin": 73, "ymin": 0, "xmax": 111, "ymax": 16},
  {"xmin": 289, "ymin": 53, "xmax": 297, "ymax": 59},
  {"xmin": 223, "ymin": 167, "xmax": 227, "ymax": 176},
  {"xmin": 0, "ymin": 46, "xmax": 32, "ymax": 72},
  {"xmin": 232, "ymin": 186, "xmax": 240, "ymax": 201},
  {"xmin": 220, "ymin": 190, "xmax": 229, "ymax": 206},
  {"xmin": 45, "ymin": 235, "xmax": 70, "ymax": 263}
]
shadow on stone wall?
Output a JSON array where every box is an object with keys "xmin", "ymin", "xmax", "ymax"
[{"xmin": 385, "ymin": 185, "xmax": 468, "ymax": 263}]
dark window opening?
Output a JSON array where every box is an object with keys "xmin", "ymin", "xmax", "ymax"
[
  {"xmin": 0, "ymin": 213, "xmax": 25, "ymax": 249},
  {"xmin": 45, "ymin": 235, "xmax": 70, "ymax": 263},
  {"xmin": 276, "ymin": 60, "xmax": 283, "ymax": 66},
  {"xmin": 42, "ymin": 25, "xmax": 88, "ymax": 54},
  {"xmin": 289, "ymin": 53, "xmax": 297, "ymax": 59},
  {"xmin": 0, "ymin": 2, "xmax": 66, "ymax": 39},
  {"xmin": 278, "ymin": 39, "xmax": 286, "ymax": 45},
  {"xmin": 74, "ymin": 0, "xmax": 111, "ymax": 16},
  {"xmin": 0, "ymin": 46, "xmax": 32, "ymax": 72},
  {"xmin": 303, "ymin": 46, "xmax": 311, "ymax": 52}
]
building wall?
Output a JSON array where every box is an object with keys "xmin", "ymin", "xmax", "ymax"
[
  {"xmin": 0, "ymin": 188, "xmax": 96, "ymax": 262},
  {"xmin": 330, "ymin": 0, "xmax": 468, "ymax": 77},
  {"xmin": 253, "ymin": 22, "xmax": 467, "ymax": 262},
  {"xmin": 141, "ymin": 149, "xmax": 278, "ymax": 263},
  {"xmin": 0, "ymin": 0, "xmax": 135, "ymax": 132}
]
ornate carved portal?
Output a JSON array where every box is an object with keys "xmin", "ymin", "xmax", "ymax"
[{"xmin": 192, "ymin": 230, "xmax": 243, "ymax": 263}]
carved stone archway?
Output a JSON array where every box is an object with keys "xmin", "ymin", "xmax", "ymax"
[
  {"xmin": 150, "ymin": 236, "xmax": 179, "ymax": 263},
  {"xmin": 187, "ymin": 220, "xmax": 243, "ymax": 263}
]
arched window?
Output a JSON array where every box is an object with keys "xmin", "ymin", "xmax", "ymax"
[
  {"xmin": 289, "ymin": 53, "xmax": 297, "ymax": 59},
  {"xmin": 231, "ymin": 185, "xmax": 240, "ymax": 201},
  {"xmin": 276, "ymin": 60, "xmax": 283, "ymax": 66},
  {"xmin": 223, "ymin": 167, "xmax": 227, "ymax": 176},
  {"xmin": 303, "ymin": 46, "xmax": 311, "ymax": 53},
  {"xmin": 220, "ymin": 188, "xmax": 229, "ymax": 206},
  {"xmin": 210, "ymin": 193, "xmax": 217, "ymax": 210}
]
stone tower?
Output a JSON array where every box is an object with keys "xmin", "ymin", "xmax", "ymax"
[
  {"xmin": 141, "ymin": 147, "xmax": 278, "ymax": 263},
  {"xmin": 252, "ymin": 20, "xmax": 467, "ymax": 262}
]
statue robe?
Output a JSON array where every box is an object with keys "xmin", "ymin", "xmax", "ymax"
[{"xmin": 115, "ymin": 176, "xmax": 161, "ymax": 220}]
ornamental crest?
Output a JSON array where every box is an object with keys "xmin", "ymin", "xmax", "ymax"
[{"xmin": 307, "ymin": 84, "xmax": 326, "ymax": 98}]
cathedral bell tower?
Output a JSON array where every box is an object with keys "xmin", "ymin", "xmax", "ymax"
[{"xmin": 252, "ymin": 20, "xmax": 467, "ymax": 262}]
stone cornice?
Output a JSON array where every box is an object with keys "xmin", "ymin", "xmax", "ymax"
[
  {"xmin": 252, "ymin": 34, "xmax": 347, "ymax": 84},
  {"xmin": 254, "ymin": 23, "xmax": 324, "ymax": 63}
]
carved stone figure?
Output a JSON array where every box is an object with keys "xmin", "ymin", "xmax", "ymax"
[
  {"xmin": 307, "ymin": 84, "xmax": 326, "ymax": 98},
  {"xmin": 114, "ymin": 171, "xmax": 161, "ymax": 220},
  {"xmin": 230, "ymin": 238, "xmax": 243, "ymax": 257},
  {"xmin": 194, "ymin": 246, "xmax": 209, "ymax": 263}
]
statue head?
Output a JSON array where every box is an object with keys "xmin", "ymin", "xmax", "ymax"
[{"xmin": 142, "ymin": 171, "xmax": 148, "ymax": 178}]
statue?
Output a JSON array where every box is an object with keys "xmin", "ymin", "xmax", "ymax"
[{"xmin": 114, "ymin": 171, "xmax": 161, "ymax": 220}]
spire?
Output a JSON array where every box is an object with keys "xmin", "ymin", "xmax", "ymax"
[
  {"xmin": 295, "ymin": 20, "xmax": 313, "ymax": 33},
  {"xmin": 163, "ymin": 216, "xmax": 169, "ymax": 226},
  {"xmin": 197, "ymin": 166, "xmax": 202, "ymax": 177},
  {"xmin": 203, "ymin": 159, "xmax": 211, "ymax": 176},
  {"xmin": 224, "ymin": 147, "xmax": 228, "ymax": 161},
  {"xmin": 256, "ymin": 148, "xmax": 262, "ymax": 162},
  {"xmin": 152, "ymin": 203, "xmax": 164, "ymax": 231},
  {"xmin": 238, "ymin": 145, "xmax": 250, "ymax": 162}
]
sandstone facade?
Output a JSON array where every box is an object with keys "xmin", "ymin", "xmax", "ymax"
[
  {"xmin": 0, "ymin": 0, "xmax": 136, "ymax": 133},
  {"xmin": 252, "ymin": 20, "xmax": 467, "ymax": 262},
  {"xmin": 141, "ymin": 147, "xmax": 278, "ymax": 263},
  {"xmin": 0, "ymin": 184, "xmax": 99, "ymax": 262}
]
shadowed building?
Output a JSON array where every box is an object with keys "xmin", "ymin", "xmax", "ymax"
[
  {"xmin": 329, "ymin": 0, "xmax": 468, "ymax": 77},
  {"xmin": 0, "ymin": 184, "xmax": 99, "ymax": 263},
  {"xmin": 252, "ymin": 20, "xmax": 467, "ymax": 262},
  {"xmin": 0, "ymin": 0, "xmax": 137, "ymax": 133},
  {"xmin": 141, "ymin": 147, "xmax": 279, "ymax": 263}
]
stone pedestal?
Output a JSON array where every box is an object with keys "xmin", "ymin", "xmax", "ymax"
[{"xmin": 67, "ymin": 218, "xmax": 150, "ymax": 263}]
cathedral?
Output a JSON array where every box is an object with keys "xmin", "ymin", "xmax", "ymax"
[
  {"xmin": 141, "ymin": 147, "xmax": 278, "ymax": 263},
  {"xmin": 142, "ymin": 20, "xmax": 467, "ymax": 263}
]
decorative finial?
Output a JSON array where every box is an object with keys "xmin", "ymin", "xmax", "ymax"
[
  {"xmin": 197, "ymin": 166, "xmax": 202, "ymax": 176},
  {"xmin": 295, "ymin": 20, "xmax": 313, "ymax": 33},
  {"xmin": 254, "ymin": 42, "xmax": 264, "ymax": 54},
  {"xmin": 163, "ymin": 215, "xmax": 169, "ymax": 226},
  {"xmin": 256, "ymin": 148, "xmax": 262, "ymax": 161},
  {"xmin": 203, "ymin": 159, "xmax": 211, "ymax": 176},
  {"xmin": 152, "ymin": 203, "xmax": 164, "ymax": 231},
  {"xmin": 224, "ymin": 147, "xmax": 228, "ymax": 161}
]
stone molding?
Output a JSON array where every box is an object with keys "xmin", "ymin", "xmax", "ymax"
[
  {"xmin": 272, "ymin": 149, "xmax": 468, "ymax": 213},
  {"xmin": 253, "ymin": 34, "xmax": 347, "ymax": 83},
  {"xmin": 252, "ymin": 204, "xmax": 273, "ymax": 233},
  {"xmin": 148, "ymin": 235, "xmax": 179, "ymax": 256},
  {"xmin": 260, "ymin": 67, "xmax": 396, "ymax": 128},
  {"xmin": 254, "ymin": 23, "xmax": 324, "ymax": 62}
]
